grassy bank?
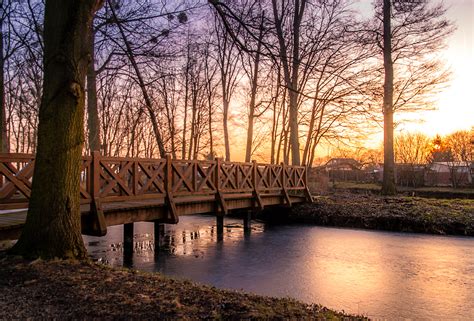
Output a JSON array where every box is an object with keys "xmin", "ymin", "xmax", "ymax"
[
  {"xmin": 329, "ymin": 182, "xmax": 474, "ymax": 199},
  {"xmin": 289, "ymin": 193, "xmax": 474, "ymax": 236},
  {"xmin": 0, "ymin": 256, "xmax": 363, "ymax": 320}
]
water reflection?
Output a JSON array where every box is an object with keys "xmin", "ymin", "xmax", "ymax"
[{"xmin": 84, "ymin": 215, "xmax": 474, "ymax": 319}]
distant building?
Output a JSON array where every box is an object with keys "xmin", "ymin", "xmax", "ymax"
[
  {"xmin": 324, "ymin": 158, "xmax": 362, "ymax": 171},
  {"xmin": 425, "ymin": 161, "xmax": 472, "ymax": 187},
  {"xmin": 319, "ymin": 158, "xmax": 369, "ymax": 182}
]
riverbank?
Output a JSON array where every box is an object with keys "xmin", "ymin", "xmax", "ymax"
[
  {"xmin": 288, "ymin": 193, "xmax": 474, "ymax": 236},
  {"xmin": 329, "ymin": 182, "xmax": 474, "ymax": 199},
  {"xmin": 0, "ymin": 256, "xmax": 362, "ymax": 320}
]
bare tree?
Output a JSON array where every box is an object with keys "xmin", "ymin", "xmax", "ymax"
[
  {"xmin": 445, "ymin": 130, "xmax": 473, "ymax": 164},
  {"xmin": 367, "ymin": 0, "xmax": 455, "ymax": 195},
  {"xmin": 214, "ymin": 13, "xmax": 241, "ymax": 161},
  {"xmin": 394, "ymin": 132, "xmax": 430, "ymax": 164}
]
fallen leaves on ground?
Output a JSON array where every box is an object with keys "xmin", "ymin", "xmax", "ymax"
[{"xmin": 0, "ymin": 256, "xmax": 363, "ymax": 320}]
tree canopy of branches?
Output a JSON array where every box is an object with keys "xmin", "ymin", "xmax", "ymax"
[
  {"xmin": 394, "ymin": 132, "xmax": 430, "ymax": 164},
  {"xmin": 2, "ymin": 0, "xmax": 456, "ymax": 167}
]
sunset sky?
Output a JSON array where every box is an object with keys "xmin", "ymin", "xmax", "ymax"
[
  {"xmin": 398, "ymin": 0, "xmax": 473, "ymax": 136},
  {"xmin": 230, "ymin": 0, "xmax": 474, "ymax": 161},
  {"xmin": 364, "ymin": 0, "xmax": 474, "ymax": 137},
  {"xmin": 337, "ymin": 0, "xmax": 473, "ymax": 156}
]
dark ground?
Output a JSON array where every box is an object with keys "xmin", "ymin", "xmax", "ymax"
[
  {"xmin": 0, "ymin": 256, "xmax": 364, "ymax": 320},
  {"xmin": 287, "ymin": 193, "xmax": 474, "ymax": 236}
]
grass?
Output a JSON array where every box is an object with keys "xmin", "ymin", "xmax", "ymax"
[
  {"xmin": 291, "ymin": 193, "xmax": 474, "ymax": 236},
  {"xmin": 330, "ymin": 181, "xmax": 474, "ymax": 196}
]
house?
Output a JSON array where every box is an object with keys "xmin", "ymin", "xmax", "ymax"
[
  {"xmin": 324, "ymin": 158, "xmax": 362, "ymax": 171},
  {"xmin": 425, "ymin": 161, "xmax": 472, "ymax": 187},
  {"xmin": 371, "ymin": 163, "xmax": 425, "ymax": 187},
  {"xmin": 321, "ymin": 158, "xmax": 369, "ymax": 182}
]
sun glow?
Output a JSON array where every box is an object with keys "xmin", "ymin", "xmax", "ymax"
[{"xmin": 396, "ymin": 0, "xmax": 473, "ymax": 137}]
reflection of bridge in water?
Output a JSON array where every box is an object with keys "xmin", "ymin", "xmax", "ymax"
[{"xmin": 0, "ymin": 152, "xmax": 312, "ymax": 248}]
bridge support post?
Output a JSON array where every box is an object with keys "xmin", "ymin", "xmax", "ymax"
[
  {"xmin": 216, "ymin": 215, "xmax": 224, "ymax": 241},
  {"xmin": 244, "ymin": 210, "xmax": 252, "ymax": 234},
  {"xmin": 154, "ymin": 221, "xmax": 165, "ymax": 250},
  {"xmin": 123, "ymin": 223, "xmax": 134, "ymax": 258}
]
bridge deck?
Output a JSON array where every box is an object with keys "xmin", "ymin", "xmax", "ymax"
[{"xmin": 0, "ymin": 153, "xmax": 311, "ymax": 240}]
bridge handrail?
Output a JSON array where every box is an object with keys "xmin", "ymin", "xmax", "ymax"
[{"xmin": 0, "ymin": 153, "xmax": 311, "ymax": 210}]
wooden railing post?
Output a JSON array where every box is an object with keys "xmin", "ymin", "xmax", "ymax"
[
  {"xmin": 252, "ymin": 160, "xmax": 257, "ymax": 190},
  {"xmin": 165, "ymin": 154, "xmax": 172, "ymax": 197},
  {"xmin": 164, "ymin": 154, "xmax": 178, "ymax": 223},
  {"xmin": 215, "ymin": 157, "xmax": 227, "ymax": 215},
  {"xmin": 281, "ymin": 162, "xmax": 285, "ymax": 189},
  {"xmin": 304, "ymin": 165, "xmax": 313, "ymax": 203},
  {"xmin": 252, "ymin": 160, "xmax": 263, "ymax": 211},
  {"xmin": 281, "ymin": 162, "xmax": 291, "ymax": 206},
  {"xmin": 303, "ymin": 166, "xmax": 308, "ymax": 187},
  {"xmin": 89, "ymin": 151, "xmax": 107, "ymax": 236},
  {"xmin": 132, "ymin": 159, "xmax": 139, "ymax": 196},
  {"xmin": 215, "ymin": 157, "xmax": 221, "ymax": 193},
  {"xmin": 91, "ymin": 151, "xmax": 101, "ymax": 200}
]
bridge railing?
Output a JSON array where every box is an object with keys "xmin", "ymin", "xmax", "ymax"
[{"xmin": 0, "ymin": 152, "xmax": 310, "ymax": 210}]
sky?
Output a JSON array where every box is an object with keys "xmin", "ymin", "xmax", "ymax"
[
  {"xmin": 407, "ymin": 0, "xmax": 474, "ymax": 137},
  {"xmin": 367, "ymin": 0, "xmax": 474, "ymax": 137},
  {"xmin": 235, "ymin": 0, "xmax": 474, "ymax": 160},
  {"xmin": 317, "ymin": 0, "xmax": 474, "ymax": 158}
]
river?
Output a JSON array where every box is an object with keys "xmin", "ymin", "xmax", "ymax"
[{"xmin": 84, "ymin": 215, "xmax": 474, "ymax": 319}]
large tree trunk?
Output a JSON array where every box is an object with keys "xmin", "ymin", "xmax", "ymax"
[
  {"xmin": 11, "ymin": 0, "xmax": 102, "ymax": 259},
  {"xmin": 381, "ymin": 0, "xmax": 397, "ymax": 195},
  {"xmin": 0, "ymin": 16, "xmax": 8, "ymax": 153},
  {"xmin": 87, "ymin": 27, "xmax": 100, "ymax": 152}
]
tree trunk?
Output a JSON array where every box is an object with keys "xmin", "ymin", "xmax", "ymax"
[
  {"xmin": 302, "ymin": 97, "xmax": 318, "ymax": 166},
  {"xmin": 11, "ymin": 0, "xmax": 102, "ymax": 259},
  {"xmin": 245, "ymin": 113, "xmax": 254, "ymax": 163},
  {"xmin": 223, "ymin": 98, "xmax": 230, "ymax": 161},
  {"xmin": 188, "ymin": 89, "xmax": 197, "ymax": 159},
  {"xmin": 381, "ymin": 0, "xmax": 397, "ymax": 195},
  {"xmin": 87, "ymin": 26, "xmax": 100, "ymax": 153},
  {"xmin": 244, "ymin": 21, "xmax": 263, "ymax": 163},
  {"xmin": 208, "ymin": 96, "xmax": 214, "ymax": 158},
  {"xmin": 182, "ymin": 44, "xmax": 190, "ymax": 159},
  {"xmin": 162, "ymin": 79, "xmax": 176, "ymax": 158},
  {"xmin": 271, "ymin": 0, "xmax": 305, "ymax": 165},
  {"xmin": 0, "ymin": 15, "xmax": 8, "ymax": 153}
]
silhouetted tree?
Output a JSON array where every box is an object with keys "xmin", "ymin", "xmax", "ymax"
[{"xmin": 367, "ymin": 0, "xmax": 455, "ymax": 195}]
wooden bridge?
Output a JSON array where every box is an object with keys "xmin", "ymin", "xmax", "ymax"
[{"xmin": 0, "ymin": 152, "xmax": 312, "ymax": 241}]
